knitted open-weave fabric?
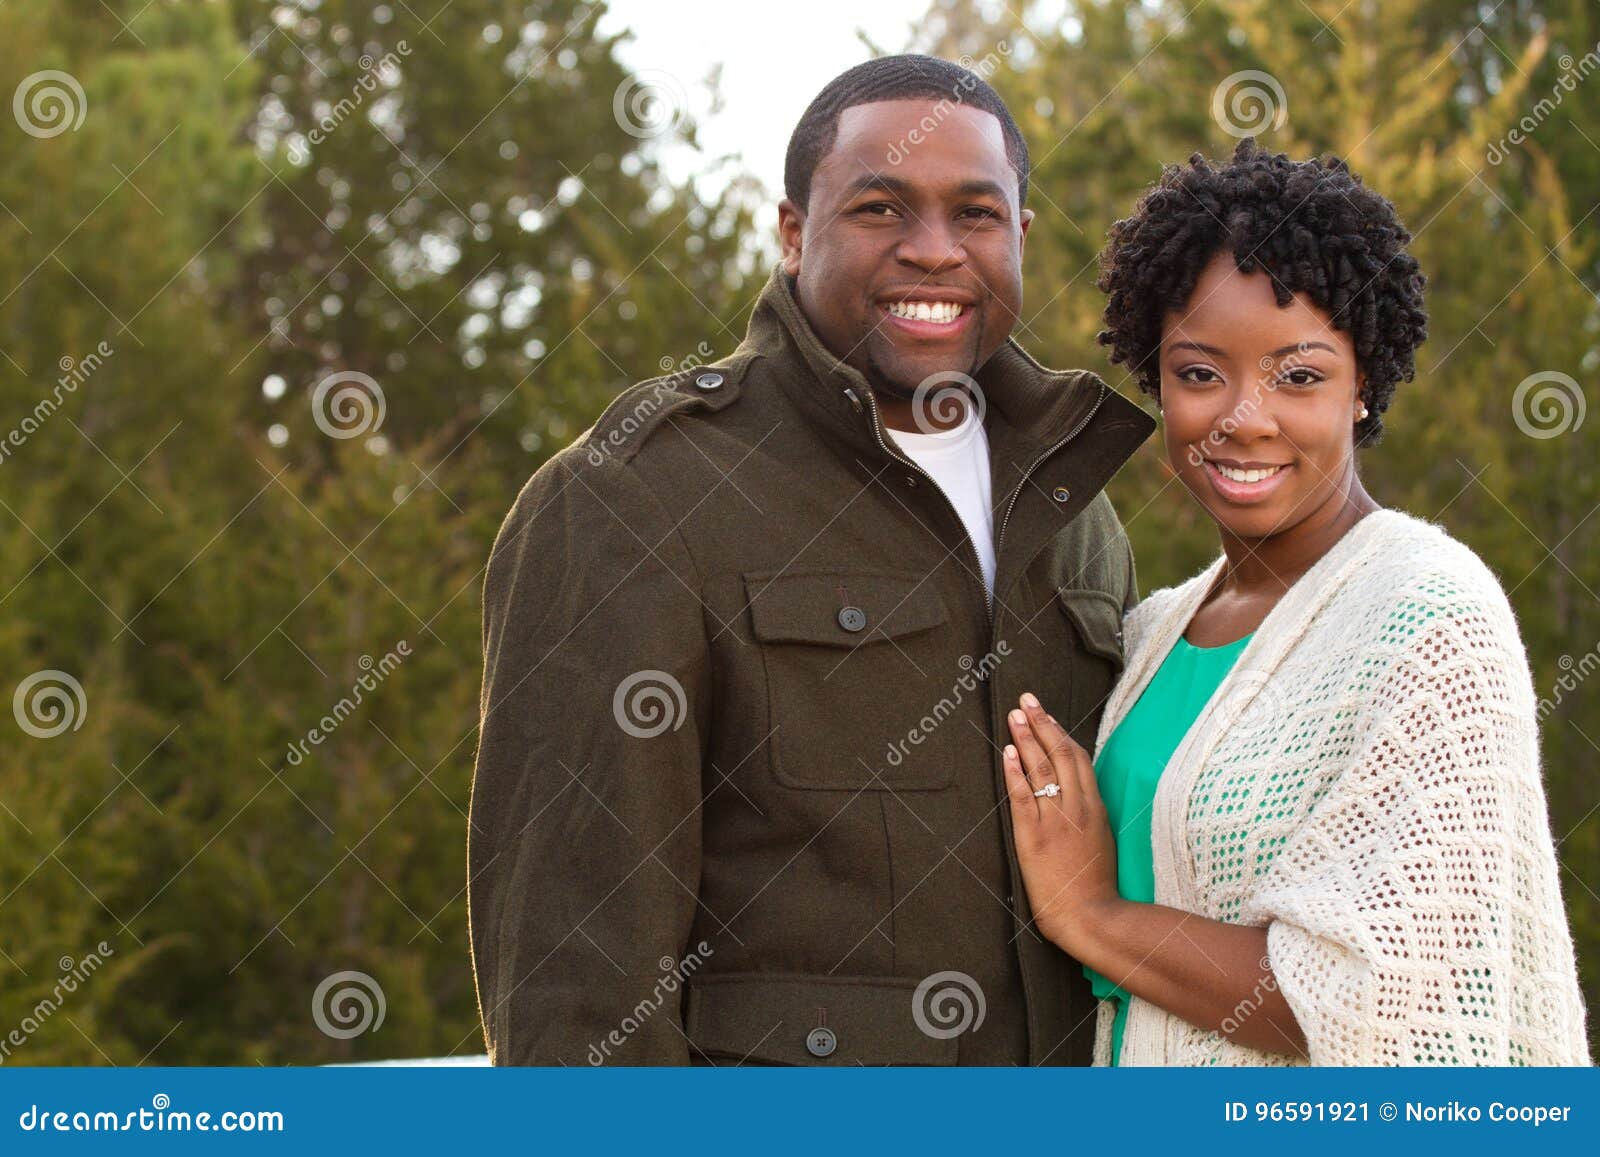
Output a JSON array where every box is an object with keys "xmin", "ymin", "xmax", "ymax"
[{"xmin": 1093, "ymin": 509, "xmax": 1590, "ymax": 1066}]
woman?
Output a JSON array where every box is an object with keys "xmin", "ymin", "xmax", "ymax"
[{"xmin": 1003, "ymin": 139, "xmax": 1589, "ymax": 1066}]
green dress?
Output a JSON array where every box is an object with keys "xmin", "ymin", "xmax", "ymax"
[{"xmin": 1088, "ymin": 631, "xmax": 1254, "ymax": 1066}]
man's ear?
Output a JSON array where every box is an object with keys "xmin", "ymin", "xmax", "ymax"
[
  {"xmin": 777, "ymin": 198, "xmax": 804, "ymax": 276},
  {"xmin": 1018, "ymin": 206, "xmax": 1034, "ymax": 253}
]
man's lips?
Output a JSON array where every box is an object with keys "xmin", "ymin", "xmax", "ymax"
[{"xmin": 876, "ymin": 294, "xmax": 978, "ymax": 341}]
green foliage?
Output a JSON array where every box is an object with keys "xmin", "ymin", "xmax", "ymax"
[{"xmin": 1, "ymin": 0, "xmax": 1594, "ymax": 1063}]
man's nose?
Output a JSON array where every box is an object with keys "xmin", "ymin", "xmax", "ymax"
[{"xmin": 893, "ymin": 213, "xmax": 968, "ymax": 272}]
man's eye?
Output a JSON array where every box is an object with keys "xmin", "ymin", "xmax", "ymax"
[
  {"xmin": 961, "ymin": 205, "xmax": 1000, "ymax": 219},
  {"xmin": 858, "ymin": 202, "xmax": 901, "ymax": 217}
]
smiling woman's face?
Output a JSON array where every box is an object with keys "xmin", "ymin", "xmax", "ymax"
[{"xmin": 1160, "ymin": 254, "xmax": 1368, "ymax": 541}]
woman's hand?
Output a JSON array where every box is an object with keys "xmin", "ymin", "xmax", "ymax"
[{"xmin": 1002, "ymin": 692, "xmax": 1122, "ymax": 952}]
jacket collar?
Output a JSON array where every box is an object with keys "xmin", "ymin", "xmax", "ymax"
[{"xmin": 739, "ymin": 262, "xmax": 1154, "ymax": 494}]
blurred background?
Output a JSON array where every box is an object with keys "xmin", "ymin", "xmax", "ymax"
[{"xmin": 0, "ymin": 0, "xmax": 1594, "ymax": 1064}]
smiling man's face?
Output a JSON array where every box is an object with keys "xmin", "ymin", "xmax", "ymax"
[{"xmin": 778, "ymin": 99, "xmax": 1032, "ymax": 408}]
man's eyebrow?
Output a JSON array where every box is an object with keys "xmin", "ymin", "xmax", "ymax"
[
  {"xmin": 837, "ymin": 173, "xmax": 1013, "ymax": 202},
  {"xmin": 839, "ymin": 172, "xmax": 915, "ymax": 200},
  {"xmin": 951, "ymin": 178, "xmax": 1010, "ymax": 200}
]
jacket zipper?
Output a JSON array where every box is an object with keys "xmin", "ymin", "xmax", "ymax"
[
  {"xmin": 862, "ymin": 379, "xmax": 1111, "ymax": 1064},
  {"xmin": 859, "ymin": 381, "xmax": 1110, "ymax": 626}
]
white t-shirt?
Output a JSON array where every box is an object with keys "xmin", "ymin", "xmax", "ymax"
[{"xmin": 885, "ymin": 402, "xmax": 996, "ymax": 595}]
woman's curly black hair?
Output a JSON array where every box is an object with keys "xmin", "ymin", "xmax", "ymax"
[{"xmin": 1096, "ymin": 138, "xmax": 1428, "ymax": 447}]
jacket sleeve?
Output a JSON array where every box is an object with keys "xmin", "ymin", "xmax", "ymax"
[
  {"xmin": 468, "ymin": 450, "xmax": 710, "ymax": 1065},
  {"xmin": 1240, "ymin": 592, "xmax": 1590, "ymax": 1066}
]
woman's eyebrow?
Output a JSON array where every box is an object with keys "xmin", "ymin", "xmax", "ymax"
[{"xmin": 1167, "ymin": 339, "xmax": 1227, "ymax": 356}]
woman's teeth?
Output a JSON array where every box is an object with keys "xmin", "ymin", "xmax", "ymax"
[
  {"xmin": 886, "ymin": 301, "xmax": 964, "ymax": 324},
  {"xmin": 1214, "ymin": 463, "xmax": 1286, "ymax": 483}
]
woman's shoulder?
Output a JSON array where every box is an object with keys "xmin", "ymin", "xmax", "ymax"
[
  {"xmin": 1355, "ymin": 509, "xmax": 1517, "ymax": 623},
  {"xmin": 1339, "ymin": 510, "xmax": 1532, "ymax": 683}
]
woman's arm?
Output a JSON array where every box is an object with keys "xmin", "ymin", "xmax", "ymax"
[{"xmin": 1003, "ymin": 693, "xmax": 1307, "ymax": 1059}]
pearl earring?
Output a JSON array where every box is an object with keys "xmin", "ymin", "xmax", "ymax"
[{"xmin": 1358, "ymin": 405, "xmax": 1369, "ymax": 420}]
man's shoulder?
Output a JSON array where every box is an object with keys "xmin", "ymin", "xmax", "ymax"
[{"xmin": 564, "ymin": 346, "xmax": 768, "ymax": 472}]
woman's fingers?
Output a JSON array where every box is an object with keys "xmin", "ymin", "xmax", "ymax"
[
  {"xmin": 1019, "ymin": 693, "xmax": 1097, "ymax": 801},
  {"xmin": 1006, "ymin": 706, "xmax": 1058, "ymax": 793},
  {"xmin": 1001, "ymin": 743, "xmax": 1039, "ymax": 828}
]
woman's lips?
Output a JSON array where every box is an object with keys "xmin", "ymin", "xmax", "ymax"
[{"xmin": 1201, "ymin": 459, "xmax": 1294, "ymax": 504}]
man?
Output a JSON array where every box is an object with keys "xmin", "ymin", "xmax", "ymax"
[{"xmin": 468, "ymin": 54, "xmax": 1154, "ymax": 1065}]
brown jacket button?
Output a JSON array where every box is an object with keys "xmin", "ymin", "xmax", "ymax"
[
  {"xmin": 806, "ymin": 1027, "xmax": 837, "ymax": 1057},
  {"xmin": 837, "ymin": 606, "xmax": 867, "ymax": 632}
]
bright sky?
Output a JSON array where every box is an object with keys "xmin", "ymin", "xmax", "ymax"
[{"xmin": 597, "ymin": 0, "xmax": 930, "ymax": 210}]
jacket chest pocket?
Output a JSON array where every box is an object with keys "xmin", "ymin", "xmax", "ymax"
[
  {"xmin": 745, "ymin": 570, "xmax": 959, "ymax": 792},
  {"xmin": 1057, "ymin": 588, "xmax": 1127, "ymax": 736}
]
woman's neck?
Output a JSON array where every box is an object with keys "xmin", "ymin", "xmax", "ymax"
[{"xmin": 1214, "ymin": 472, "xmax": 1381, "ymax": 597}]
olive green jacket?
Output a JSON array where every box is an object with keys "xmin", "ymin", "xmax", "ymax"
[{"xmin": 468, "ymin": 264, "xmax": 1155, "ymax": 1065}]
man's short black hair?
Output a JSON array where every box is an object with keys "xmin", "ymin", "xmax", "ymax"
[
  {"xmin": 1096, "ymin": 138, "xmax": 1427, "ymax": 447},
  {"xmin": 783, "ymin": 53, "xmax": 1030, "ymax": 211}
]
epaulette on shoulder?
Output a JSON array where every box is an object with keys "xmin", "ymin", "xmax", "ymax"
[{"xmin": 572, "ymin": 346, "xmax": 762, "ymax": 468}]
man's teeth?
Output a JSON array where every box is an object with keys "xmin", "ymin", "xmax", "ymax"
[
  {"xmin": 1214, "ymin": 463, "xmax": 1286, "ymax": 484},
  {"xmin": 886, "ymin": 301, "xmax": 964, "ymax": 324}
]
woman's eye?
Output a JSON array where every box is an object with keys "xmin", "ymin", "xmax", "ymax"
[
  {"xmin": 1277, "ymin": 368, "xmax": 1325, "ymax": 388},
  {"xmin": 1177, "ymin": 366, "xmax": 1221, "ymax": 384}
]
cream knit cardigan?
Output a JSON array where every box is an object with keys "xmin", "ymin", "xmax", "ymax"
[{"xmin": 1093, "ymin": 509, "xmax": 1590, "ymax": 1066}]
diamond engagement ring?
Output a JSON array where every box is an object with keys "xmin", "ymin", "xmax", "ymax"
[{"xmin": 1032, "ymin": 783, "xmax": 1060, "ymax": 798}]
